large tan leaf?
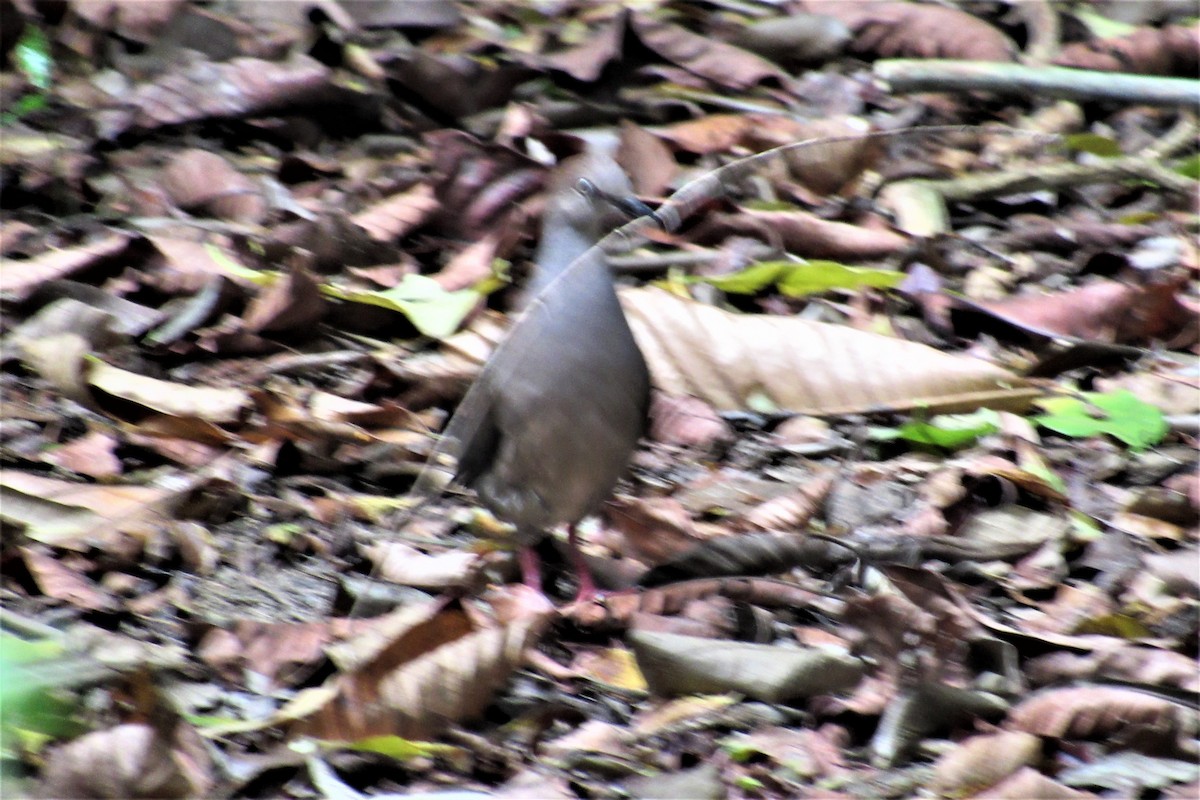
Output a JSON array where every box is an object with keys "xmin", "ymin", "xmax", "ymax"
[
  {"xmin": 620, "ymin": 287, "xmax": 1038, "ymax": 415},
  {"xmin": 0, "ymin": 471, "xmax": 176, "ymax": 549},
  {"xmin": 628, "ymin": 629, "xmax": 865, "ymax": 702},
  {"xmin": 292, "ymin": 600, "xmax": 550, "ymax": 742}
]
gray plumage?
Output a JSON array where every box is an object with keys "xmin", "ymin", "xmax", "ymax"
[{"xmin": 435, "ymin": 151, "xmax": 652, "ymax": 591}]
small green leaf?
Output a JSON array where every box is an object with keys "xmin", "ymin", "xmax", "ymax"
[
  {"xmin": 1117, "ymin": 210, "xmax": 1161, "ymax": 225},
  {"xmin": 871, "ymin": 408, "xmax": 1001, "ymax": 450},
  {"xmin": 1034, "ymin": 390, "xmax": 1167, "ymax": 452},
  {"xmin": 327, "ymin": 735, "xmax": 461, "ymax": 762},
  {"xmin": 326, "ymin": 274, "xmax": 479, "ymax": 339},
  {"xmin": 1068, "ymin": 511, "xmax": 1102, "ymax": 543},
  {"xmin": 1064, "ymin": 133, "xmax": 1122, "ymax": 158},
  {"xmin": 1072, "ymin": 8, "xmax": 1138, "ymax": 39},
  {"xmin": 14, "ymin": 25, "xmax": 52, "ymax": 90},
  {"xmin": 1, "ymin": 634, "xmax": 83, "ymax": 749},
  {"xmin": 690, "ymin": 262, "xmax": 786, "ymax": 294},
  {"xmin": 777, "ymin": 260, "xmax": 904, "ymax": 297},
  {"xmin": 205, "ymin": 243, "xmax": 272, "ymax": 283},
  {"xmin": 721, "ymin": 736, "xmax": 763, "ymax": 763},
  {"xmin": 1172, "ymin": 153, "xmax": 1200, "ymax": 180},
  {"xmin": 689, "ymin": 260, "xmax": 903, "ymax": 297}
]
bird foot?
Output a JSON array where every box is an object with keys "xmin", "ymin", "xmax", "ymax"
[{"xmin": 518, "ymin": 546, "xmax": 543, "ymax": 592}]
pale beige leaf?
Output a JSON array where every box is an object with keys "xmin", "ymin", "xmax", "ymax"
[
  {"xmin": 620, "ymin": 287, "xmax": 1038, "ymax": 416},
  {"xmin": 629, "ymin": 629, "xmax": 865, "ymax": 702},
  {"xmin": 1, "ymin": 471, "xmax": 174, "ymax": 548},
  {"xmin": 930, "ymin": 730, "xmax": 1042, "ymax": 795},
  {"xmin": 87, "ymin": 359, "xmax": 253, "ymax": 424},
  {"xmin": 1008, "ymin": 686, "xmax": 1192, "ymax": 741},
  {"xmin": 363, "ymin": 541, "xmax": 479, "ymax": 591},
  {"xmin": 297, "ymin": 610, "xmax": 549, "ymax": 742},
  {"xmin": 37, "ymin": 723, "xmax": 211, "ymax": 800}
]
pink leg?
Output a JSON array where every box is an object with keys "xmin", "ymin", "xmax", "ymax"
[
  {"xmin": 567, "ymin": 524, "xmax": 597, "ymax": 602},
  {"xmin": 518, "ymin": 545, "xmax": 542, "ymax": 591}
]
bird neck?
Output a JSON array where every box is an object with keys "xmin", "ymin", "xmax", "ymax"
[{"xmin": 528, "ymin": 212, "xmax": 602, "ymax": 297}]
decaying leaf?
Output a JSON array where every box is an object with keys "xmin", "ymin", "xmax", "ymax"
[
  {"xmin": 621, "ymin": 287, "xmax": 1039, "ymax": 416},
  {"xmin": 629, "ymin": 629, "xmax": 865, "ymax": 702},
  {"xmin": 291, "ymin": 600, "xmax": 550, "ymax": 742}
]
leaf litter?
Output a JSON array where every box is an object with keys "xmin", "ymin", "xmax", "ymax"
[{"xmin": 1, "ymin": 2, "xmax": 1197, "ymax": 798}]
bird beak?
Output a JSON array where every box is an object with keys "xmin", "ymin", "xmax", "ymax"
[{"xmin": 604, "ymin": 193, "xmax": 656, "ymax": 221}]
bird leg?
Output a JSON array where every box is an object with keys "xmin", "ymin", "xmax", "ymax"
[
  {"xmin": 567, "ymin": 523, "xmax": 597, "ymax": 602},
  {"xmin": 517, "ymin": 545, "xmax": 543, "ymax": 592}
]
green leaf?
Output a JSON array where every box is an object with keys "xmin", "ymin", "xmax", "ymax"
[
  {"xmin": 0, "ymin": 634, "xmax": 83, "ymax": 750},
  {"xmin": 326, "ymin": 274, "xmax": 480, "ymax": 339},
  {"xmin": 1034, "ymin": 390, "xmax": 1167, "ymax": 452},
  {"xmin": 1172, "ymin": 153, "xmax": 1200, "ymax": 180},
  {"xmin": 0, "ymin": 632, "xmax": 64, "ymax": 664},
  {"xmin": 1064, "ymin": 133, "xmax": 1122, "ymax": 158},
  {"xmin": 691, "ymin": 262, "xmax": 787, "ymax": 294},
  {"xmin": 14, "ymin": 25, "xmax": 52, "ymax": 90},
  {"xmin": 1072, "ymin": 8, "xmax": 1138, "ymax": 39},
  {"xmin": 871, "ymin": 408, "xmax": 1001, "ymax": 450},
  {"xmin": 777, "ymin": 260, "xmax": 904, "ymax": 297},
  {"xmin": 689, "ymin": 260, "xmax": 903, "ymax": 297},
  {"xmin": 720, "ymin": 736, "xmax": 763, "ymax": 763},
  {"xmin": 325, "ymin": 735, "xmax": 461, "ymax": 762},
  {"xmin": 205, "ymin": 243, "xmax": 272, "ymax": 283}
]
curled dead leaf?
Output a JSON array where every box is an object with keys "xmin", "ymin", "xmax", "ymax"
[{"xmin": 620, "ymin": 287, "xmax": 1038, "ymax": 416}]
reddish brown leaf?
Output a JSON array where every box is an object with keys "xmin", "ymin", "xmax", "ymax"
[
  {"xmin": 1055, "ymin": 24, "xmax": 1200, "ymax": 76},
  {"xmin": 801, "ymin": 0, "xmax": 1016, "ymax": 61},
  {"xmin": 95, "ymin": 53, "xmax": 335, "ymax": 138},
  {"xmin": 37, "ymin": 723, "xmax": 212, "ymax": 800},
  {"xmin": 0, "ymin": 233, "xmax": 132, "ymax": 302},
  {"xmin": 20, "ymin": 546, "xmax": 116, "ymax": 611},
  {"xmin": 351, "ymin": 183, "xmax": 440, "ymax": 243},
  {"xmin": 159, "ymin": 149, "xmax": 267, "ymax": 223},
  {"xmin": 1008, "ymin": 685, "xmax": 1192, "ymax": 743},
  {"xmin": 630, "ymin": 12, "xmax": 786, "ymax": 90},
  {"xmin": 974, "ymin": 277, "xmax": 1197, "ymax": 346}
]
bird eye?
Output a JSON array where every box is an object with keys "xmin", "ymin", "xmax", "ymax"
[{"xmin": 574, "ymin": 178, "xmax": 597, "ymax": 198}]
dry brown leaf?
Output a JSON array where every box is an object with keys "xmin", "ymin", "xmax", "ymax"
[
  {"xmin": 974, "ymin": 278, "xmax": 1197, "ymax": 346},
  {"xmin": 973, "ymin": 767, "xmax": 1095, "ymax": 799},
  {"xmin": 801, "ymin": 0, "xmax": 1016, "ymax": 61},
  {"xmin": 432, "ymin": 231, "xmax": 500, "ymax": 291},
  {"xmin": 620, "ymin": 287, "xmax": 1038, "ymax": 416},
  {"xmin": 294, "ymin": 604, "xmax": 549, "ymax": 741},
  {"xmin": 198, "ymin": 618, "xmax": 372, "ymax": 689},
  {"xmin": 1, "ymin": 470, "xmax": 176, "ymax": 549},
  {"xmin": 1008, "ymin": 685, "xmax": 1193, "ymax": 743},
  {"xmin": 0, "ymin": 233, "xmax": 132, "ymax": 302},
  {"xmin": 351, "ymin": 183, "xmax": 440, "ymax": 242},
  {"xmin": 692, "ymin": 207, "xmax": 909, "ymax": 260},
  {"xmin": 20, "ymin": 546, "xmax": 116, "ymax": 611},
  {"xmin": 618, "ymin": 120, "xmax": 677, "ymax": 198},
  {"xmin": 95, "ymin": 53, "xmax": 335, "ymax": 138},
  {"xmin": 362, "ymin": 541, "xmax": 480, "ymax": 591},
  {"xmin": 1055, "ymin": 24, "xmax": 1199, "ymax": 76},
  {"xmin": 654, "ymin": 114, "xmax": 758, "ymax": 155},
  {"xmin": 629, "ymin": 629, "xmax": 865, "ymax": 702},
  {"xmin": 647, "ymin": 392, "xmax": 733, "ymax": 449},
  {"xmin": 43, "ymin": 430, "xmax": 123, "ymax": 479},
  {"xmin": 37, "ymin": 722, "xmax": 212, "ymax": 800},
  {"xmin": 86, "ymin": 359, "xmax": 252, "ymax": 426},
  {"xmin": 159, "ymin": 149, "xmax": 267, "ymax": 223},
  {"xmin": 539, "ymin": 12, "xmax": 625, "ymax": 82},
  {"xmin": 737, "ymin": 470, "xmax": 836, "ymax": 531},
  {"xmin": 930, "ymin": 730, "xmax": 1042, "ymax": 796},
  {"xmin": 630, "ymin": 13, "xmax": 785, "ymax": 90},
  {"xmin": 605, "ymin": 495, "xmax": 701, "ymax": 565}
]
